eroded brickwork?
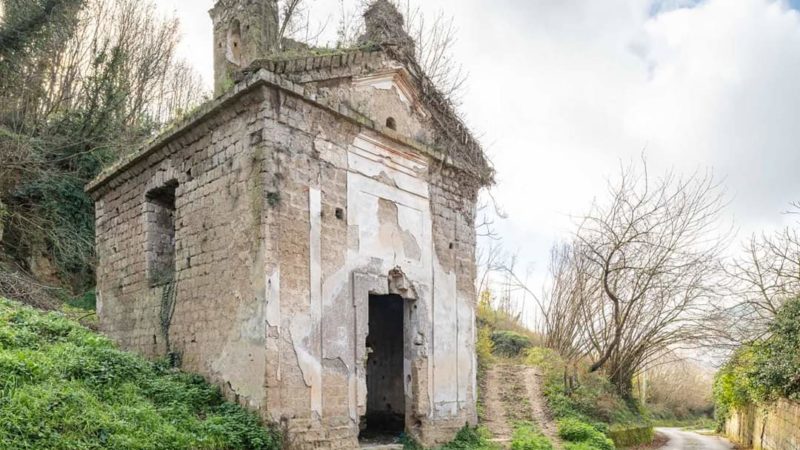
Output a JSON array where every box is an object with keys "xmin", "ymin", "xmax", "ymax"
[{"xmin": 89, "ymin": 3, "xmax": 489, "ymax": 448}]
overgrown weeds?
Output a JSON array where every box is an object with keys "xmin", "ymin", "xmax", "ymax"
[
  {"xmin": 557, "ymin": 418, "xmax": 614, "ymax": 450},
  {"xmin": 0, "ymin": 297, "xmax": 281, "ymax": 449},
  {"xmin": 511, "ymin": 423, "xmax": 553, "ymax": 450},
  {"xmin": 440, "ymin": 425, "xmax": 499, "ymax": 450}
]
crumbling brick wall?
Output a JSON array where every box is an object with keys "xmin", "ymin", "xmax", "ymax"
[
  {"xmin": 90, "ymin": 68, "xmax": 481, "ymax": 449},
  {"xmin": 93, "ymin": 88, "xmax": 272, "ymax": 413}
]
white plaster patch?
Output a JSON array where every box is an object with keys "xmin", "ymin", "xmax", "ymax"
[
  {"xmin": 349, "ymin": 134, "xmax": 429, "ymax": 199},
  {"xmin": 212, "ymin": 294, "xmax": 268, "ymax": 410},
  {"xmin": 290, "ymin": 313, "xmax": 322, "ymax": 412},
  {"xmin": 457, "ymin": 292, "xmax": 474, "ymax": 406},
  {"xmin": 265, "ymin": 268, "xmax": 281, "ymax": 328},
  {"xmin": 432, "ymin": 255, "xmax": 459, "ymax": 416},
  {"xmin": 353, "ymin": 71, "xmax": 413, "ymax": 109},
  {"xmin": 344, "ymin": 132, "xmax": 438, "ymax": 421},
  {"xmin": 309, "ymin": 188, "xmax": 323, "ymax": 415}
]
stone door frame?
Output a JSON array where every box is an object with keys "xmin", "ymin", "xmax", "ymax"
[{"xmin": 353, "ymin": 267, "xmax": 427, "ymax": 439}]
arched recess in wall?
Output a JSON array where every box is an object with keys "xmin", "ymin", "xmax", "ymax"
[{"xmin": 226, "ymin": 19, "xmax": 243, "ymax": 66}]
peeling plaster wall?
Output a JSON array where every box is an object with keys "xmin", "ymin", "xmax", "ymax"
[
  {"xmin": 256, "ymin": 76, "xmax": 478, "ymax": 448},
  {"xmin": 93, "ymin": 65, "xmax": 480, "ymax": 449}
]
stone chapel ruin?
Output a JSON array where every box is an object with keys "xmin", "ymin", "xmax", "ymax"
[{"xmin": 86, "ymin": 0, "xmax": 493, "ymax": 448}]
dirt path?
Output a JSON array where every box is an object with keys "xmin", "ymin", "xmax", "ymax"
[
  {"xmin": 482, "ymin": 362, "xmax": 561, "ymax": 448},
  {"xmin": 482, "ymin": 364, "xmax": 514, "ymax": 444},
  {"xmin": 523, "ymin": 366, "xmax": 560, "ymax": 445}
]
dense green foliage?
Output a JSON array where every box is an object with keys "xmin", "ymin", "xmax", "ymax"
[
  {"xmin": 556, "ymin": 419, "xmax": 614, "ymax": 450},
  {"xmin": 526, "ymin": 348, "xmax": 643, "ymax": 426},
  {"xmin": 0, "ymin": 298, "xmax": 281, "ymax": 449},
  {"xmin": 401, "ymin": 425, "xmax": 499, "ymax": 450},
  {"xmin": 1, "ymin": 0, "xmax": 203, "ymax": 294},
  {"xmin": 441, "ymin": 426, "xmax": 498, "ymax": 450},
  {"xmin": 491, "ymin": 331, "xmax": 533, "ymax": 357},
  {"xmin": 713, "ymin": 298, "xmax": 800, "ymax": 427},
  {"xmin": 525, "ymin": 347, "xmax": 658, "ymax": 449},
  {"xmin": 476, "ymin": 322, "xmax": 494, "ymax": 374},
  {"xmin": 510, "ymin": 423, "xmax": 553, "ymax": 450}
]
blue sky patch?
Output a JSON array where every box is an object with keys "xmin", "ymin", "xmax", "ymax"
[
  {"xmin": 651, "ymin": 0, "xmax": 800, "ymax": 15},
  {"xmin": 649, "ymin": 0, "xmax": 703, "ymax": 16}
]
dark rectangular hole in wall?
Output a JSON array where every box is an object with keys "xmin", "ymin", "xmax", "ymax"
[
  {"xmin": 361, "ymin": 294, "xmax": 406, "ymax": 442},
  {"xmin": 146, "ymin": 181, "xmax": 177, "ymax": 287}
]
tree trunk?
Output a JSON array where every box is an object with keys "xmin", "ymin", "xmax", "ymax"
[{"xmin": 610, "ymin": 368, "xmax": 635, "ymax": 400}]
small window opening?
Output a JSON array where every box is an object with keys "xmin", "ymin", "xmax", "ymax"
[
  {"xmin": 146, "ymin": 181, "xmax": 178, "ymax": 287},
  {"xmin": 385, "ymin": 117, "xmax": 397, "ymax": 131},
  {"xmin": 226, "ymin": 19, "xmax": 243, "ymax": 66}
]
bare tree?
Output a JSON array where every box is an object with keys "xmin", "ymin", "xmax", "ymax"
[
  {"xmin": 333, "ymin": 0, "xmax": 467, "ymax": 103},
  {"xmin": 1, "ymin": 0, "xmax": 206, "ymax": 291},
  {"xmin": 540, "ymin": 243, "xmax": 595, "ymax": 365},
  {"xmin": 395, "ymin": 0, "xmax": 468, "ymax": 104},
  {"xmin": 640, "ymin": 352, "xmax": 714, "ymax": 417},
  {"xmin": 39, "ymin": 0, "xmax": 207, "ymax": 128},
  {"xmin": 391, "ymin": 0, "xmax": 467, "ymax": 103},
  {"xmin": 720, "ymin": 219, "xmax": 800, "ymax": 344},
  {"xmin": 561, "ymin": 160, "xmax": 727, "ymax": 396}
]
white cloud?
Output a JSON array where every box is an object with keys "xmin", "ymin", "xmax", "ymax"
[{"xmin": 157, "ymin": 0, "xmax": 800, "ymax": 290}]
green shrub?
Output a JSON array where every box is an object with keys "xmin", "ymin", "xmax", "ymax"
[
  {"xmin": 751, "ymin": 298, "xmax": 800, "ymax": 400},
  {"xmin": 401, "ymin": 433, "xmax": 425, "ymax": 450},
  {"xmin": 525, "ymin": 347, "xmax": 558, "ymax": 368},
  {"xmin": 558, "ymin": 418, "xmax": 597, "ymax": 441},
  {"xmin": 558, "ymin": 418, "xmax": 614, "ymax": 450},
  {"xmin": 526, "ymin": 347, "xmax": 644, "ymax": 426},
  {"xmin": 477, "ymin": 325, "xmax": 495, "ymax": 373},
  {"xmin": 510, "ymin": 423, "xmax": 553, "ymax": 450},
  {"xmin": 66, "ymin": 289, "xmax": 97, "ymax": 310},
  {"xmin": 713, "ymin": 298, "xmax": 800, "ymax": 428},
  {"xmin": 491, "ymin": 331, "xmax": 532, "ymax": 357},
  {"xmin": 0, "ymin": 298, "xmax": 281, "ymax": 450},
  {"xmin": 563, "ymin": 442, "xmax": 609, "ymax": 450},
  {"xmin": 441, "ymin": 425, "xmax": 498, "ymax": 450},
  {"xmin": 563, "ymin": 443, "xmax": 593, "ymax": 450}
]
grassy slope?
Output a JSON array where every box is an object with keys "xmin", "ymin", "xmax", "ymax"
[
  {"xmin": 477, "ymin": 301, "xmax": 649, "ymax": 449},
  {"xmin": 0, "ymin": 298, "xmax": 280, "ymax": 450},
  {"xmin": 526, "ymin": 348, "xmax": 651, "ymax": 449}
]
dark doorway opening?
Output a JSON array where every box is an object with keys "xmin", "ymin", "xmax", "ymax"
[{"xmin": 361, "ymin": 294, "xmax": 406, "ymax": 443}]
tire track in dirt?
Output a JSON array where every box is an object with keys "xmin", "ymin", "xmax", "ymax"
[{"xmin": 482, "ymin": 362, "xmax": 561, "ymax": 448}]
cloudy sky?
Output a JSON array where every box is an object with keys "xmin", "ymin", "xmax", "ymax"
[{"xmin": 157, "ymin": 0, "xmax": 800, "ymax": 290}]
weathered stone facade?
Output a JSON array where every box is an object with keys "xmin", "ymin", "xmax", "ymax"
[
  {"xmin": 87, "ymin": 2, "xmax": 491, "ymax": 448},
  {"xmin": 725, "ymin": 400, "xmax": 800, "ymax": 450}
]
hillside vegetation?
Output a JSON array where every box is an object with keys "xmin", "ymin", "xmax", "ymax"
[
  {"xmin": 477, "ymin": 299, "xmax": 651, "ymax": 450},
  {"xmin": 0, "ymin": 298, "xmax": 280, "ymax": 450},
  {"xmin": 713, "ymin": 297, "xmax": 800, "ymax": 429}
]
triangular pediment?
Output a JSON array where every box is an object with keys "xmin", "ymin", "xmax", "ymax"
[{"xmin": 351, "ymin": 67, "xmax": 431, "ymax": 120}]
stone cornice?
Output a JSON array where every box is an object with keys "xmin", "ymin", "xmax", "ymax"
[{"xmin": 86, "ymin": 68, "xmax": 487, "ymax": 197}]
